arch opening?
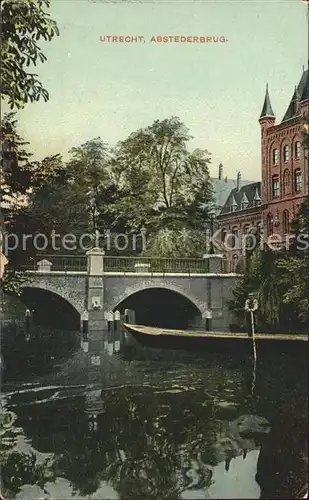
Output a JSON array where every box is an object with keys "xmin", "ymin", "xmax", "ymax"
[
  {"xmin": 22, "ymin": 287, "xmax": 80, "ymax": 331},
  {"xmin": 114, "ymin": 287, "xmax": 202, "ymax": 330}
]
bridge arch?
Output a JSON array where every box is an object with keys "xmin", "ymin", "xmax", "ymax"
[
  {"xmin": 110, "ymin": 282, "xmax": 204, "ymax": 315},
  {"xmin": 21, "ymin": 279, "xmax": 85, "ymax": 316},
  {"xmin": 111, "ymin": 284, "xmax": 204, "ymax": 329},
  {"xmin": 21, "ymin": 286, "xmax": 81, "ymax": 330}
]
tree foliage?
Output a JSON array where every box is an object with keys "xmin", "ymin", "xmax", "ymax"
[
  {"xmin": 229, "ymin": 196, "xmax": 309, "ymax": 333},
  {"xmin": 277, "ymin": 196, "xmax": 309, "ymax": 325},
  {"xmin": 0, "ymin": 0, "xmax": 59, "ymax": 109},
  {"xmin": 109, "ymin": 117, "xmax": 214, "ymax": 234}
]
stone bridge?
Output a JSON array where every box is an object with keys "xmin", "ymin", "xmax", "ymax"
[{"xmin": 22, "ymin": 250, "xmax": 239, "ymax": 336}]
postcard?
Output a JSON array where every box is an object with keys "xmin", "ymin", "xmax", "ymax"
[{"xmin": 0, "ymin": 0, "xmax": 308, "ymax": 498}]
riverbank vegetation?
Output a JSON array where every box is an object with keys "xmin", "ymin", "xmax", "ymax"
[{"xmin": 228, "ymin": 196, "xmax": 309, "ymax": 333}]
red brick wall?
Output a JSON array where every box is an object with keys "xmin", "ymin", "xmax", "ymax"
[
  {"xmin": 260, "ymin": 107, "xmax": 308, "ymax": 239},
  {"xmin": 217, "ymin": 207, "xmax": 262, "ymax": 272},
  {"xmin": 217, "ymin": 98, "xmax": 308, "ymax": 270}
]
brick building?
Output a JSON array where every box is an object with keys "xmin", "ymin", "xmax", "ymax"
[{"xmin": 217, "ymin": 68, "xmax": 309, "ymax": 272}]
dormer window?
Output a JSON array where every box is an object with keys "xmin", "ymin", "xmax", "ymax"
[
  {"xmin": 230, "ymin": 195, "xmax": 238, "ymax": 212},
  {"xmin": 295, "ymin": 141, "xmax": 301, "ymax": 159},
  {"xmin": 283, "ymin": 144, "xmax": 290, "ymax": 162},
  {"xmin": 241, "ymin": 192, "xmax": 249, "ymax": 210},
  {"xmin": 253, "ymin": 186, "xmax": 261, "ymax": 207},
  {"xmin": 272, "ymin": 149, "xmax": 279, "ymax": 165}
]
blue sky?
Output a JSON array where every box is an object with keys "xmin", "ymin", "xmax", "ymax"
[{"xmin": 14, "ymin": 0, "xmax": 308, "ymax": 181}]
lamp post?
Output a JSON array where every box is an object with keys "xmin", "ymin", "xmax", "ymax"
[{"xmin": 204, "ymin": 209, "xmax": 217, "ymax": 255}]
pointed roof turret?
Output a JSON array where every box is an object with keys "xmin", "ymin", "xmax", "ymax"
[
  {"xmin": 299, "ymin": 68, "xmax": 308, "ymax": 101},
  {"xmin": 281, "ymin": 68, "xmax": 309, "ymax": 123},
  {"xmin": 259, "ymin": 84, "xmax": 275, "ymax": 120}
]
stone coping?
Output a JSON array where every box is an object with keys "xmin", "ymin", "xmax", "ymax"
[{"xmin": 24, "ymin": 270, "xmax": 239, "ymax": 278}]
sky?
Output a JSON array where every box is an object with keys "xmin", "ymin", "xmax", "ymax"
[{"xmin": 12, "ymin": 0, "xmax": 308, "ymax": 181}]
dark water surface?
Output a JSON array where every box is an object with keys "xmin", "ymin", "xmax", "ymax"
[{"xmin": 1, "ymin": 334, "xmax": 308, "ymax": 499}]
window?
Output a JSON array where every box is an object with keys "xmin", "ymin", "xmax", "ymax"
[
  {"xmin": 231, "ymin": 254, "xmax": 239, "ymax": 272},
  {"xmin": 257, "ymin": 222, "xmax": 262, "ymax": 234},
  {"xmin": 222, "ymin": 255, "xmax": 229, "ymax": 273},
  {"xmin": 267, "ymin": 213, "xmax": 273, "ymax": 236},
  {"xmin": 283, "ymin": 169, "xmax": 290, "ymax": 195},
  {"xmin": 272, "ymin": 149, "xmax": 279, "ymax": 165},
  {"xmin": 241, "ymin": 200, "xmax": 249, "ymax": 210},
  {"xmin": 243, "ymin": 225, "xmax": 250, "ymax": 234},
  {"xmin": 272, "ymin": 176, "xmax": 280, "ymax": 197},
  {"xmin": 221, "ymin": 229, "xmax": 227, "ymax": 243},
  {"xmin": 230, "ymin": 227, "xmax": 239, "ymax": 249},
  {"xmin": 283, "ymin": 210, "xmax": 289, "ymax": 234},
  {"xmin": 283, "ymin": 145, "xmax": 290, "ymax": 162},
  {"xmin": 294, "ymin": 169, "xmax": 302, "ymax": 193},
  {"xmin": 253, "ymin": 199, "xmax": 261, "ymax": 207},
  {"xmin": 295, "ymin": 141, "xmax": 301, "ymax": 159}
]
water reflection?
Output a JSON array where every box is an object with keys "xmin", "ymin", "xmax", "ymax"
[{"xmin": 1, "ymin": 349, "xmax": 307, "ymax": 499}]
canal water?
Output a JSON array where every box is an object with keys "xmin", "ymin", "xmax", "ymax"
[{"xmin": 1, "ymin": 330, "xmax": 308, "ymax": 500}]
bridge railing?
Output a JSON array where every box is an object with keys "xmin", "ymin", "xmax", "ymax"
[
  {"xmin": 22, "ymin": 255, "xmax": 231, "ymax": 274},
  {"xmin": 104, "ymin": 256, "xmax": 206, "ymax": 273},
  {"xmin": 24, "ymin": 255, "xmax": 88, "ymax": 271}
]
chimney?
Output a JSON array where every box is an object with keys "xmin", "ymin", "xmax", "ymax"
[
  {"xmin": 218, "ymin": 162, "xmax": 223, "ymax": 180},
  {"xmin": 236, "ymin": 171, "xmax": 241, "ymax": 191},
  {"xmin": 224, "ymin": 176, "xmax": 228, "ymax": 183}
]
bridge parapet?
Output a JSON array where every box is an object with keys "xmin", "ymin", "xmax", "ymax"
[{"xmin": 23, "ymin": 253, "xmax": 233, "ymax": 275}]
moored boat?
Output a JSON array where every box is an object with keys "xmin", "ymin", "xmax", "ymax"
[{"xmin": 123, "ymin": 323, "xmax": 308, "ymax": 352}]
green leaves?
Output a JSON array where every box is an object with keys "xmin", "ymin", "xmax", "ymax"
[
  {"xmin": 109, "ymin": 117, "xmax": 213, "ymax": 238},
  {"xmin": 229, "ymin": 197, "xmax": 309, "ymax": 332},
  {"xmin": 142, "ymin": 227, "xmax": 206, "ymax": 259},
  {"xmin": 1, "ymin": 0, "xmax": 59, "ymax": 109}
]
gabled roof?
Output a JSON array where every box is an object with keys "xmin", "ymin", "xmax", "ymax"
[
  {"xmin": 209, "ymin": 177, "xmax": 257, "ymax": 214},
  {"xmin": 219, "ymin": 182, "xmax": 261, "ymax": 216},
  {"xmin": 281, "ymin": 69, "xmax": 309, "ymax": 123},
  {"xmin": 260, "ymin": 84, "xmax": 275, "ymax": 119}
]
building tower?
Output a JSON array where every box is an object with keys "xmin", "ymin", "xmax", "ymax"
[{"xmin": 259, "ymin": 84, "xmax": 276, "ymax": 206}]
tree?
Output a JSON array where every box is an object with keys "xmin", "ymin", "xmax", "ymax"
[
  {"xmin": 0, "ymin": 0, "xmax": 59, "ymax": 109},
  {"xmin": 1, "ymin": 113, "xmax": 33, "ymax": 217},
  {"xmin": 108, "ymin": 117, "xmax": 214, "ymax": 256},
  {"xmin": 0, "ymin": 115, "xmax": 67, "ymax": 295},
  {"xmin": 109, "ymin": 117, "xmax": 213, "ymax": 230},
  {"xmin": 277, "ymin": 195, "xmax": 309, "ymax": 328},
  {"xmin": 228, "ymin": 247, "xmax": 286, "ymax": 333},
  {"xmin": 27, "ymin": 137, "xmax": 130, "ymax": 254},
  {"xmin": 65, "ymin": 138, "xmax": 111, "ymax": 236},
  {"xmin": 141, "ymin": 227, "xmax": 206, "ymax": 259},
  {"xmin": 1, "ymin": 0, "xmax": 59, "ymax": 290},
  {"xmin": 229, "ymin": 196, "xmax": 309, "ymax": 333}
]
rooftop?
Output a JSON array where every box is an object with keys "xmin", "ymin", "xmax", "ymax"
[{"xmin": 219, "ymin": 181, "xmax": 261, "ymax": 216}]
